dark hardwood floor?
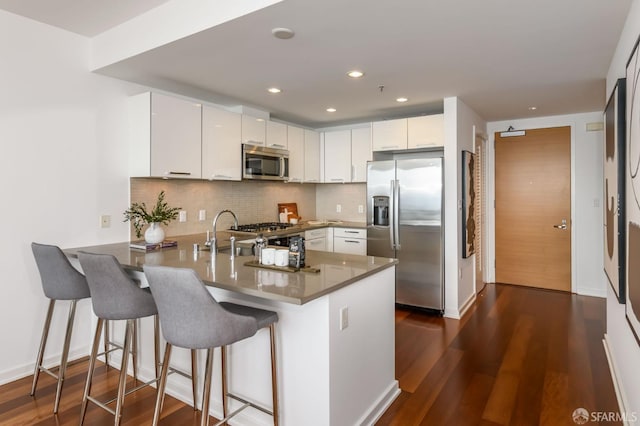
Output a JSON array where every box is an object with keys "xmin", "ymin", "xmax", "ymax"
[{"xmin": 0, "ymin": 284, "xmax": 620, "ymax": 425}]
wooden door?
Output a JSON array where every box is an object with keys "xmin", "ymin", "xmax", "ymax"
[{"xmin": 495, "ymin": 126, "xmax": 571, "ymax": 291}]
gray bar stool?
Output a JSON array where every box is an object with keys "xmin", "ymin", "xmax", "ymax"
[
  {"xmin": 30, "ymin": 242, "xmax": 91, "ymax": 413},
  {"xmin": 144, "ymin": 265, "xmax": 279, "ymax": 426},
  {"xmin": 77, "ymin": 252, "xmax": 197, "ymax": 426}
]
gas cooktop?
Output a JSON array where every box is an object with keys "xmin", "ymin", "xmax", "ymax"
[{"xmin": 231, "ymin": 222, "xmax": 295, "ymax": 233}]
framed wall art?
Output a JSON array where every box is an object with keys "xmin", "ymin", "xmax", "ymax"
[
  {"xmin": 604, "ymin": 78, "xmax": 626, "ymax": 304},
  {"xmin": 625, "ymin": 38, "xmax": 640, "ymax": 344},
  {"xmin": 461, "ymin": 150, "xmax": 476, "ymax": 258}
]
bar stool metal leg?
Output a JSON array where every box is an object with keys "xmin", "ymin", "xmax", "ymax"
[
  {"xmin": 154, "ymin": 316, "xmax": 161, "ymax": 379},
  {"xmin": 30, "ymin": 300, "xmax": 55, "ymax": 397},
  {"xmin": 103, "ymin": 320, "xmax": 110, "ymax": 369},
  {"xmin": 269, "ymin": 324, "xmax": 279, "ymax": 426},
  {"xmin": 80, "ymin": 318, "xmax": 105, "ymax": 425},
  {"xmin": 30, "ymin": 299, "xmax": 80, "ymax": 414},
  {"xmin": 221, "ymin": 345, "xmax": 228, "ymax": 423},
  {"xmin": 131, "ymin": 319, "xmax": 138, "ymax": 382},
  {"xmin": 53, "ymin": 299, "xmax": 77, "ymax": 413},
  {"xmin": 114, "ymin": 319, "xmax": 133, "ymax": 426},
  {"xmin": 201, "ymin": 348, "xmax": 215, "ymax": 426},
  {"xmin": 152, "ymin": 343, "xmax": 173, "ymax": 426},
  {"xmin": 191, "ymin": 349, "xmax": 198, "ymax": 410}
]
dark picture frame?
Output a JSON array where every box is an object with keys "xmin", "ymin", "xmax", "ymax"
[
  {"xmin": 625, "ymin": 38, "xmax": 640, "ymax": 345},
  {"xmin": 461, "ymin": 150, "xmax": 476, "ymax": 258},
  {"xmin": 604, "ymin": 78, "xmax": 626, "ymax": 304}
]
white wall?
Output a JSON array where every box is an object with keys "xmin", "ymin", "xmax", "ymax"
[
  {"xmin": 604, "ymin": 0, "xmax": 640, "ymax": 419},
  {"xmin": 0, "ymin": 10, "xmax": 136, "ymax": 383},
  {"xmin": 443, "ymin": 97, "xmax": 486, "ymax": 318},
  {"xmin": 486, "ymin": 112, "xmax": 605, "ymax": 297}
]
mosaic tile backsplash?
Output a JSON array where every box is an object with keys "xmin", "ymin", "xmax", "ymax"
[{"xmin": 129, "ymin": 178, "xmax": 367, "ymax": 239}]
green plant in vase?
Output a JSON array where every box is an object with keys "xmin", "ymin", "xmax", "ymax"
[{"xmin": 123, "ymin": 191, "xmax": 181, "ymax": 243}]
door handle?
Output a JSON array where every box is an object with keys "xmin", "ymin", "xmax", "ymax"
[{"xmin": 553, "ymin": 219, "xmax": 568, "ymax": 230}]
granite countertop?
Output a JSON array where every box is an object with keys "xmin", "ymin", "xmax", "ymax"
[{"xmin": 64, "ymin": 233, "xmax": 395, "ymax": 306}]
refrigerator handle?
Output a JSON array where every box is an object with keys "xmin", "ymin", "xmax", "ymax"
[
  {"xmin": 394, "ymin": 179, "xmax": 401, "ymax": 250},
  {"xmin": 389, "ymin": 180, "xmax": 396, "ymax": 250}
]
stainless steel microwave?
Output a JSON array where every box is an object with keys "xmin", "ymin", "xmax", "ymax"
[{"xmin": 242, "ymin": 144, "xmax": 289, "ymax": 181}]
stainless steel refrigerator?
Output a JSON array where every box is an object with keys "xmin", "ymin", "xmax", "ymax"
[{"xmin": 367, "ymin": 157, "xmax": 444, "ymax": 311}]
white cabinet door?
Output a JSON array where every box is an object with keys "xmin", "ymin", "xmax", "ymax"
[
  {"xmin": 408, "ymin": 114, "xmax": 444, "ymax": 148},
  {"xmin": 242, "ymin": 115, "xmax": 266, "ymax": 145},
  {"xmin": 266, "ymin": 120, "xmax": 288, "ymax": 149},
  {"xmin": 323, "ymin": 130, "xmax": 351, "ymax": 183},
  {"xmin": 306, "ymin": 229, "xmax": 328, "ymax": 251},
  {"xmin": 372, "ymin": 118, "xmax": 408, "ymax": 151},
  {"xmin": 304, "ymin": 129, "xmax": 321, "ymax": 183},
  {"xmin": 306, "ymin": 237, "xmax": 327, "ymax": 251},
  {"xmin": 351, "ymin": 126, "xmax": 372, "ymax": 183},
  {"xmin": 333, "ymin": 227, "xmax": 367, "ymax": 255},
  {"xmin": 202, "ymin": 105, "xmax": 242, "ymax": 181},
  {"xmin": 287, "ymin": 125, "xmax": 305, "ymax": 183},
  {"xmin": 150, "ymin": 93, "xmax": 202, "ymax": 179}
]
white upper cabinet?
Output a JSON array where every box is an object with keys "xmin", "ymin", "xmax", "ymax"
[
  {"xmin": 323, "ymin": 130, "xmax": 352, "ymax": 183},
  {"xmin": 350, "ymin": 126, "xmax": 372, "ymax": 182},
  {"xmin": 266, "ymin": 121, "xmax": 288, "ymax": 149},
  {"xmin": 129, "ymin": 92, "xmax": 202, "ymax": 179},
  {"xmin": 408, "ymin": 114, "xmax": 444, "ymax": 148},
  {"xmin": 241, "ymin": 115, "xmax": 266, "ymax": 146},
  {"xmin": 287, "ymin": 125, "xmax": 305, "ymax": 183},
  {"xmin": 202, "ymin": 105, "xmax": 242, "ymax": 181},
  {"xmin": 372, "ymin": 118, "xmax": 408, "ymax": 151},
  {"xmin": 304, "ymin": 129, "xmax": 321, "ymax": 183}
]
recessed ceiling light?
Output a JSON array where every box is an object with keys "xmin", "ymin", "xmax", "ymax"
[
  {"xmin": 326, "ymin": 108, "xmax": 337, "ymax": 113},
  {"xmin": 267, "ymin": 87, "xmax": 282, "ymax": 94},
  {"xmin": 528, "ymin": 106, "xmax": 537, "ymax": 111},
  {"xmin": 347, "ymin": 70, "xmax": 364, "ymax": 78},
  {"xmin": 396, "ymin": 97, "xmax": 409, "ymax": 103},
  {"xmin": 272, "ymin": 27, "xmax": 295, "ymax": 39}
]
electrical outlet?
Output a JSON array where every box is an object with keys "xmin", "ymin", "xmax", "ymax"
[
  {"xmin": 199, "ymin": 209, "xmax": 206, "ymax": 221},
  {"xmin": 179, "ymin": 210, "xmax": 187, "ymax": 222},
  {"xmin": 336, "ymin": 204, "xmax": 342, "ymax": 213},
  {"xmin": 340, "ymin": 306, "xmax": 349, "ymax": 330},
  {"xmin": 100, "ymin": 215, "xmax": 111, "ymax": 228},
  {"xmin": 358, "ymin": 205, "xmax": 364, "ymax": 214}
]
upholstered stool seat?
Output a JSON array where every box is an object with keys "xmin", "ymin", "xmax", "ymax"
[{"xmin": 144, "ymin": 265, "xmax": 279, "ymax": 426}]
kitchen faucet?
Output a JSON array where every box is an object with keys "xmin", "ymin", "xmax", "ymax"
[{"xmin": 208, "ymin": 209, "xmax": 239, "ymax": 254}]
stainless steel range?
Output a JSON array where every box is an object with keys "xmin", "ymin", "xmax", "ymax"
[{"xmin": 231, "ymin": 222, "xmax": 300, "ymax": 247}]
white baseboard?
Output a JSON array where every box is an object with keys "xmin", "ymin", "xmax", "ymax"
[
  {"xmin": 603, "ymin": 334, "xmax": 630, "ymax": 423},
  {"xmin": 0, "ymin": 346, "xmax": 89, "ymax": 386},
  {"xmin": 458, "ymin": 293, "xmax": 477, "ymax": 318},
  {"xmin": 357, "ymin": 380, "xmax": 401, "ymax": 426},
  {"xmin": 577, "ymin": 287, "xmax": 607, "ymax": 298}
]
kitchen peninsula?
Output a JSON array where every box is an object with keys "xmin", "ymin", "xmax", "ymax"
[{"xmin": 64, "ymin": 233, "xmax": 399, "ymax": 426}]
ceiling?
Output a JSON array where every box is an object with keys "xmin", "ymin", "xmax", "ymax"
[{"xmin": 0, "ymin": 0, "xmax": 632, "ymax": 128}]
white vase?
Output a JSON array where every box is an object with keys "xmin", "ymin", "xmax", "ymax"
[{"xmin": 144, "ymin": 222, "xmax": 165, "ymax": 244}]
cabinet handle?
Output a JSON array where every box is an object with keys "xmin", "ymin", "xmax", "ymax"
[
  {"xmin": 330, "ymin": 178, "xmax": 344, "ymax": 182},
  {"xmin": 345, "ymin": 230, "xmax": 359, "ymax": 234},
  {"xmin": 306, "ymin": 179, "xmax": 318, "ymax": 182},
  {"xmin": 270, "ymin": 144, "xmax": 286, "ymax": 148},
  {"xmin": 344, "ymin": 240, "xmax": 360, "ymax": 244},
  {"xmin": 415, "ymin": 143, "xmax": 434, "ymax": 147},
  {"xmin": 165, "ymin": 171, "xmax": 191, "ymax": 176},
  {"xmin": 381, "ymin": 145, "xmax": 399, "ymax": 150},
  {"xmin": 212, "ymin": 174, "xmax": 232, "ymax": 179}
]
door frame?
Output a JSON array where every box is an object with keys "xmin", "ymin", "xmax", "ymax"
[{"xmin": 485, "ymin": 119, "xmax": 577, "ymax": 293}]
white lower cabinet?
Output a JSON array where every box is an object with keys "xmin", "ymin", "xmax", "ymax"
[
  {"xmin": 333, "ymin": 228, "xmax": 367, "ymax": 255},
  {"xmin": 305, "ymin": 228, "xmax": 328, "ymax": 251}
]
